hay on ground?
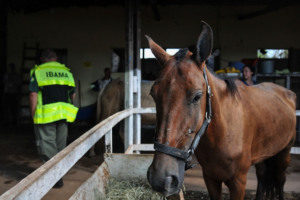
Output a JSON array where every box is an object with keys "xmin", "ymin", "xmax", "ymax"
[{"xmin": 105, "ymin": 178, "xmax": 166, "ymax": 200}]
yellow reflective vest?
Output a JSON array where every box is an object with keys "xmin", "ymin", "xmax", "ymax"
[{"xmin": 31, "ymin": 62, "xmax": 78, "ymax": 124}]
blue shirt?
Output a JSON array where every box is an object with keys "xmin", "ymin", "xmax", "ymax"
[{"xmin": 241, "ymin": 79, "xmax": 257, "ymax": 86}]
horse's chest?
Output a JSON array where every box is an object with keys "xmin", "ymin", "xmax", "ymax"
[{"xmin": 196, "ymin": 149, "xmax": 238, "ymax": 180}]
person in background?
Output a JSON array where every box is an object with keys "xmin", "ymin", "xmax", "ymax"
[
  {"xmin": 241, "ymin": 65, "xmax": 257, "ymax": 86},
  {"xmin": 2, "ymin": 63, "xmax": 21, "ymax": 125},
  {"xmin": 29, "ymin": 49, "xmax": 78, "ymax": 188},
  {"xmin": 90, "ymin": 67, "xmax": 112, "ymax": 91}
]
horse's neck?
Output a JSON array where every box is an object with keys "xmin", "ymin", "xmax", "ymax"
[
  {"xmin": 205, "ymin": 71, "xmax": 229, "ymax": 137},
  {"xmin": 206, "ymin": 71, "xmax": 227, "ymax": 113}
]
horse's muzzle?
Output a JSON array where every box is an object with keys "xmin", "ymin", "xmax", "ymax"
[
  {"xmin": 147, "ymin": 169, "xmax": 180, "ymax": 196},
  {"xmin": 147, "ymin": 154, "xmax": 185, "ymax": 196}
]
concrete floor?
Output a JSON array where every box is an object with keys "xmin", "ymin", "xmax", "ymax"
[{"xmin": 0, "ymin": 124, "xmax": 299, "ymax": 199}]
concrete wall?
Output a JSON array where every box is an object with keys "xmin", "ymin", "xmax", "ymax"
[{"xmin": 6, "ymin": 4, "xmax": 300, "ymax": 106}]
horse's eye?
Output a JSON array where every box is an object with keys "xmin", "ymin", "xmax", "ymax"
[{"xmin": 192, "ymin": 93, "xmax": 202, "ymax": 103}]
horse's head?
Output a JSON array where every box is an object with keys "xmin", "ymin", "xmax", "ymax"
[{"xmin": 147, "ymin": 21, "xmax": 213, "ymax": 196}]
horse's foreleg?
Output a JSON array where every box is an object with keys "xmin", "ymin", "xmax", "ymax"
[
  {"xmin": 203, "ymin": 173, "xmax": 222, "ymax": 200},
  {"xmin": 118, "ymin": 122, "xmax": 125, "ymax": 145},
  {"xmin": 225, "ymin": 173, "xmax": 247, "ymax": 200},
  {"xmin": 274, "ymin": 143, "xmax": 294, "ymax": 200},
  {"xmin": 255, "ymin": 162, "xmax": 267, "ymax": 200},
  {"xmin": 262, "ymin": 135, "xmax": 295, "ymax": 200}
]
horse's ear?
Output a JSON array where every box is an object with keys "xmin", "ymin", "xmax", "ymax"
[
  {"xmin": 195, "ymin": 21, "xmax": 213, "ymax": 68},
  {"xmin": 145, "ymin": 35, "xmax": 171, "ymax": 66}
]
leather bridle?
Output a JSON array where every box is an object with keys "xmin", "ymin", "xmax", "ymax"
[{"xmin": 153, "ymin": 67, "xmax": 213, "ymax": 170}]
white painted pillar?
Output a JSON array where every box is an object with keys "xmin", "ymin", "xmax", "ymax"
[{"xmin": 125, "ymin": 0, "xmax": 141, "ymax": 151}]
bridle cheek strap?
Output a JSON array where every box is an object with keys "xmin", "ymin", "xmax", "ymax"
[{"xmin": 153, "ymin": 67, "xmax": 212, "ymax": 171}]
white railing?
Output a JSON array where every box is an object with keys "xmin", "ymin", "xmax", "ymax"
[
  {"xmin": 0, "ymin": 107, "xmax": 155, "ymax": 200},
  {"xmin": 291, "ymin": 110, "xmax": 300, "ymax": 154}
]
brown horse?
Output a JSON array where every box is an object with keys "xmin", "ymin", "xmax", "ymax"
[
  {"xmin": 146, "ymin": 21, "xmax": 296, "ymax": 200},
  {"xmin": 89, "ymin": 78, "xmax": 156, "ymax": 156},
  {"xmin": 95, "ymin": 78, "xmax": 155, "ymax": 126}
]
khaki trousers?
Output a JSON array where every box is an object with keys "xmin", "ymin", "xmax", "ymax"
[{"xmin": 34, "ymin": 120, "xmax": 68, "ymax": 162}]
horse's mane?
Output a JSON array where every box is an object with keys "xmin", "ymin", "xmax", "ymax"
[
  {"xmin": 174, "ymin": 48, "xmax": 189, "ymax": 63},
  {"xmin": 208, "ymin": 68, "xmax": 239, "ymax": 97},
  {"xmin": 224, "ymin": 78, "xmax": 239, "ymax": 96}
]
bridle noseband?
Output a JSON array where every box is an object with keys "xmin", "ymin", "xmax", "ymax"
[{"xmin": 154, "ymin": 67, "xmax": 213, "ymax": 170}]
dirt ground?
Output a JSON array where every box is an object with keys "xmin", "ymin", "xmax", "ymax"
[
  {"xmin": 0, "ymin": 124, "xmax": 104, "ymax": 199},
  {"xmin": 0, "ymin": 124, "xmax": 300, "ymax": 200},
  {"xmin": 181, "ymin": 156, "xmax": 300, "ymax": 200}
]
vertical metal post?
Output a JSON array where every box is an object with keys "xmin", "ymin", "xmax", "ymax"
[
  {"xmin": 0, "ymin": 2, "xmax": 7, "ymax": 75},
  {"xmin": 125, "ymin": 0, "xmax": 134, "ymax": 151},
  {"xmin": 133, "ymin": 0, "xmax": 141, "ymax": 148},
  {"xmin": 125, "ymin": 0, "xmax": 141, "ymax": 152},
  {"xmin": 0, "ymin": 3, "xmax": 7, "ymax": 121},
  {"xmin": 105, "ymin": 129, "xmax": 113, "ymax": 153}
]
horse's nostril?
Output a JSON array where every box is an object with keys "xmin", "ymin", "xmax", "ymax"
[
  {"xmin": 171, "ymin": 175, "xmax": 179, "ymax": 188},
  {"xmin": 164, "ymin": 176, "xmax": 172, "ymax": 191},
  {"xmin": 164, "ymin": 176, "xmax": 179, "ymax": 191}
]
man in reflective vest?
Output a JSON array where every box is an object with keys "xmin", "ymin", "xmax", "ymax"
[{"xmin": 29, "ymin": 49, "xmax": 78, "ymax": 188}]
